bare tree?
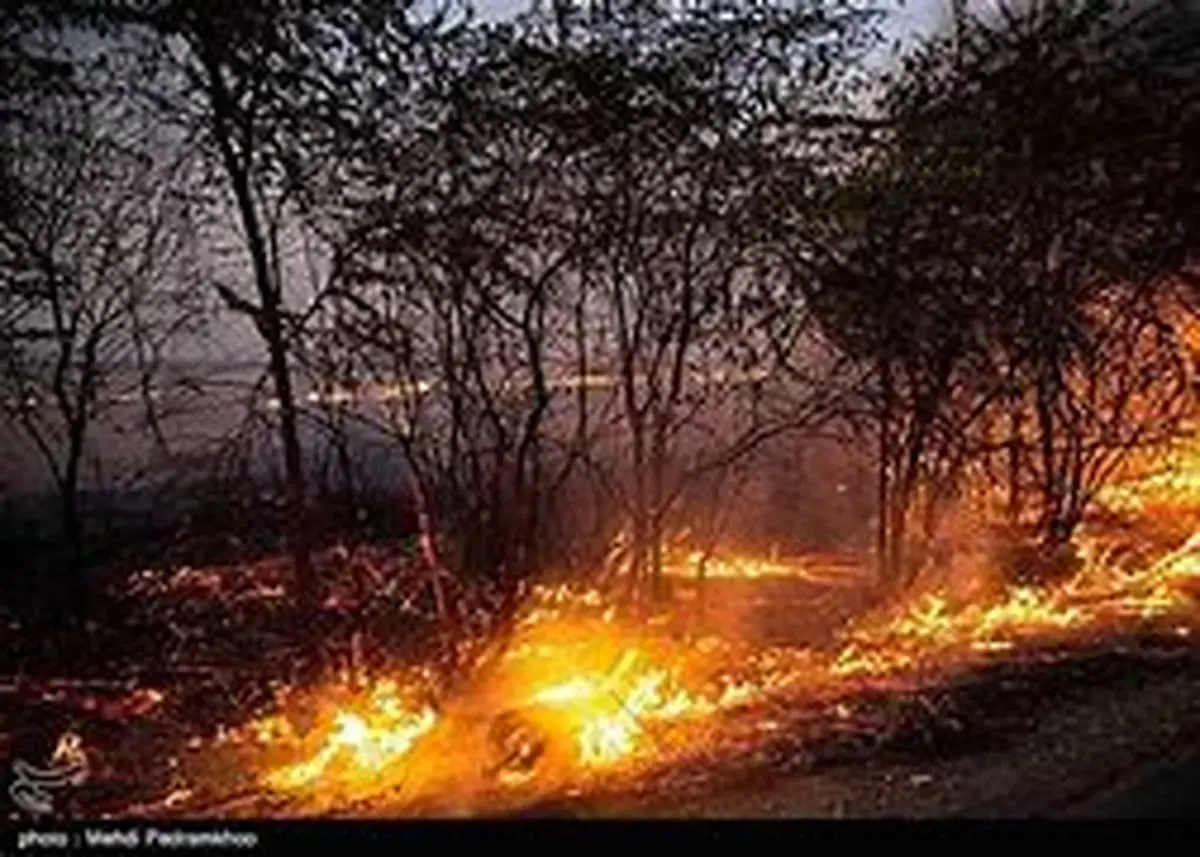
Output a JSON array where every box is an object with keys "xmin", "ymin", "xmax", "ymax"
[
  {"xmin": 0, "ymin": 83, "xmax": 204, "ymax": 624},
  {"xmin": 804, "ymin": 0, "xmax": 1199, "ymax": 592},
  {"xmin": 93, "ymin": 0, "xmax": 451, "ymax": 622}
]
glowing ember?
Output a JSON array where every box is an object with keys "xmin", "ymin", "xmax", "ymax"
[
  {"xmin": 249, "ymin": 523, "xmax": 1199, "ymax": 804},
  {"xmin": 673, "ymin": 553, "xmax": 813, "ymax": 580},
  {"xmin": 606, "ymin": 531, "xmax": 866, "ymax": 585}
]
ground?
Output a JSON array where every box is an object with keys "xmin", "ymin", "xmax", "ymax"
[
  {"xmin": 5, "ymin": 546, "xmax": 1200, "ymax": 820},
  {"xmin": 575, "ymin": 647, "xmax": 1200, "ymax": 818}
]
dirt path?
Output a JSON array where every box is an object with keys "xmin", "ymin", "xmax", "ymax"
[{"xmin": 570, "ymin": 648, "xmax": 1200, "ymax": 818}]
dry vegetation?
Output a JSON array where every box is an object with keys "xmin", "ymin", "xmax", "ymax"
[{"xmin": 2, "ymin": 0, "xmax": 1198, "ymax": 819}]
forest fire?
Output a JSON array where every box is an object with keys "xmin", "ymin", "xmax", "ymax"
[
  {"xmin": 225, "ymin": 426, "xmax": 1200, "ymax": 813},
  {"xmin": 4, "ymin": 0, "xmax": 1198, "ymax": 827},
  {"xmin": 11, "ymin": 434, "xmax": 1198, "ymax": 818},
  {"xmin": 237, "ymin": 490, "xmax": 1199, "ymax": 812}
]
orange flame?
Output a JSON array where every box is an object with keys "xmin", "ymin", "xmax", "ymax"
[
  {"xmin": 241, "ymin": 434, "xmax": 1200, "ymax": 809},
  {"xmin": 263, "ymin": 680, "xmax": 437, "ymax": 791}
]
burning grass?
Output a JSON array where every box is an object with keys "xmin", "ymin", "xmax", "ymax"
[
  {"xmin": 262, "ymin": 684, "xmax": 437, "ymax": 792},
  {"xmin": 832, "ymin": 532, "xmax": 1200, "ymax": 681},
  {"xmin": 14, "ymin": 436, "xmax": 1200, "ymax": 818},
  {"xmin": 1095, "ymin": 427, "xmax": 1200, "ymax": 516},
  {"xmin": 210, "ymin": 518, "xmax": 1198, "ymax": 815}
]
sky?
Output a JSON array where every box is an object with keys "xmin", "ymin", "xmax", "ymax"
[
  {"xmin": 473, "ymin": 0, "xmax": 947, "ymax": 29},
  {"xmin": 466, "ymin": 0, "xmax": 951, "ymax": 37}
]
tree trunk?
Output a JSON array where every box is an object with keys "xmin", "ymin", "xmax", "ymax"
[
  {"xmin": 649, "ymin": 414, "xmax": 668, "ymax": 604},
  {"xmin": 195, "ymin": 40, "xmax": 319, "ymax": 627},
  {"xmin": 1007, "ymin": 397, "xmax": 1023, "ymax": 525},
  {"xmin": 60, "ymin": 485, "xmax": 85, "ymax": 622},
  {"xmin": 627, "ymin": 405, "xmax": 649, "ymax": 606},
  {"xmin": 649, "ymin": 509, "xmax": 665, "ymax": 605},
  {"xmin": 333, "ymin": 412, "xmax": 356, "ymax": 527},
  {"xmin": 876, "ymin": 464, "xmax": 890, "ymax": 582},
  {"xmin": 523, "ymin": 449, "xmax": 543, "ymax": 583},
  {"xmin": 876, "ymin": 359, "xmax": 894, "ymax": 591},
  {"xmin": 628, "ymin": 509, "xmax": 648, "ymax": 609},
  {"xmin": 411, "ymin": 476, "xmax": 449, "ymax": 623},
  {"xmin": 267, "ymin": 333, "xmax": 318, "ymax": 617},
  {"xmin": 889, "ymin": 483, "xmax": 913, "ymax": 593},
  {"xmin": 61, "ymin": 422, "xmax": 87, "ymax": 626},
  {"xmin": 1034, "ymin": 372, "xmax": 1063, "ymax": 550}
]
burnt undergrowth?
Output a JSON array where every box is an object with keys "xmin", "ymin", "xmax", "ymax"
[{"xmin": 516, "ymin": 636, "xmax": 1200, "ymax": 818}]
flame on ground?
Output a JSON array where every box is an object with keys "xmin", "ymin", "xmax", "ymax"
[
  {"xmin": 1095, "ymin": 429, "xmax": 1200, "ymax": 514},
  {"xmin": 243, "ymin": 532, "xmax": 1200, "ymax": 804},
  {"xmin": 666, "ymin": 551, "xmax": 867, "ymax": 586},
  {"xmin": 833, "ymin": 532, "xmax": 1200, "ymax": 680},
  {"xmin": 236, "ymin": 438, "xmax": 1200, "ymax": 809},
  {"xmin": 261, "ymin": 679, "xmax": 437, "ymax": 791},
  {"xmin": 525, "ymin": 649, "xmax": 712, "ymax": 767}
]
